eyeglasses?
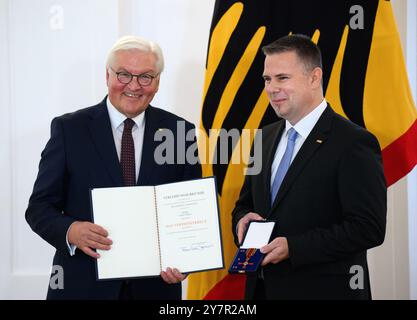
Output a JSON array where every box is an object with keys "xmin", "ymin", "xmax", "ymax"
[{"xmin": 109, "ymin": 67, "xmax": 158, "ymax": 86}]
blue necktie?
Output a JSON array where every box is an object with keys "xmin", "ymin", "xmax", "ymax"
[{"xmin": 271, "ymin": 128, "xmax": 299, "ymax": 205}]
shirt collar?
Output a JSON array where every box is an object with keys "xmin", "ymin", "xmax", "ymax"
[
  {"xmin": 106, "ymin": 97, "xmax": 145, "ymax": 130},
  {"xmin": 284, "ymin": 99, "xmax": 327, "ymax": 140}
]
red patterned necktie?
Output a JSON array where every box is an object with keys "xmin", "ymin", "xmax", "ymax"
[{"xmin": 121, "ymin": 118, "xmax": 135, "ymax": 186}]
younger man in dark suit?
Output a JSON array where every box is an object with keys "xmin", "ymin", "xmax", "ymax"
[{"xmin": 232, "ymin": 34, "xmax": 386, "ymax": 299}]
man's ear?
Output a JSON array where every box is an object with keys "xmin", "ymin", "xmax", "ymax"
[
  {"xmin": 311, "ymin": 67, "xmax": 323, "ymax": 89},
  {"xmin": 154, "ymin": 75, "xmax": 161, "ymax": 93},
  {"xmin": 106, "ymin": 68, "xmax": 110, "ymax": 86}
]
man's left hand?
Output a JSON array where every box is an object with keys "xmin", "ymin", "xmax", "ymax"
[
  {"xmin": 160, "ymin": 267, "xmax": 187, "ymax": 284},
  {"xmin": 260, "ymin": 237, "xmax": 289, "ymax": 266}
]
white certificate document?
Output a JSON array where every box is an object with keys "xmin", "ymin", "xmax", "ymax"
[
  {"xmin": 156, "ymin": 178, "xmax": 223, "ymax": 273},
  {"xmin": 91, "ymin": 177, "xmax": 224, "ymax": 280}
]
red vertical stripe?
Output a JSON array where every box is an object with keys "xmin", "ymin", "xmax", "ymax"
[
  {"xmin": 382, "ymin": 119, "xmax": 417, "ymax": 186},
  {"xmin": 203, "ymin": 274, "xmax": 246, "ymax": 300}
]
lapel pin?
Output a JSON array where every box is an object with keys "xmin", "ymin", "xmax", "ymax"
[{"xmin": 316, "ymin": 139, "xmax": 323, "ymax": 144}]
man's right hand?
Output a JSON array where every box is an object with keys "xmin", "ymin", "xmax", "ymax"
[
  {"xmin": 68, "ymin": 221, "xmax": 112, "ymax": 258},
  {"xmin": 237, "ymin": 212, "xmax": 265, "ymax": 245}
]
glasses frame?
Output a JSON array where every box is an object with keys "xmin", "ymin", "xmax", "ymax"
[{"xmin": 109, "ymin": 67, "xmax": 158, "ymax": 87}]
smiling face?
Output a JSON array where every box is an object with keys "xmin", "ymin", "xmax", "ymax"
[
  {"xmin": 263, "ymin": 50, "xmax": 323, "ymax": 125},
  {"xmin": 106, "ymin": 49, "xmax": 160, "ymax": 118}
]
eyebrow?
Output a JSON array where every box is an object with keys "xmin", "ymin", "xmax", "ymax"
[
  {"xmin": 263, "ymin": 73, "xmax": 290, "ymax": 78},
  {"xmin": 116, "ymin": 68, "xmax": 156, "ymax": 75}
]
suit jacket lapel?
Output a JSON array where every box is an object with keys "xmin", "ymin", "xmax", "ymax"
[
  {"xmin": 270, "ymin": 106, "xmax": 334, "ymax": 211},
  {"xmin": 137, "ymin": 106, "xmax": 163, "ymax": 186},
  {"xmin": 262, "ymin": 121, "xmax": 285, "ymax": 211},
  {"xmin": 88, "ymin": 99, "xmax": 123, "ymax": 186}
]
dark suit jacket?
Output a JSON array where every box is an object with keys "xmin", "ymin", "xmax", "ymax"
[
  {"xmin": 26, "ymin": 97, "xmax": 202, "ymax": 299},
  {"xmin": 232, "ymin": 106, "xmax": 386, "ymax": 300}
]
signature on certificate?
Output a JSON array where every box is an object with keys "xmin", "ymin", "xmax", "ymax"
[{"xmin": 181, "ymin": 242, "xmax": 214, "ymax": 252}]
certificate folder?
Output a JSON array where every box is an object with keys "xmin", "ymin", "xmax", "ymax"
[
  {"xmin": 90, "ymin": 177, "xmax": 224, "ymax": 280},
  {"xmin": 229, "ymin": 221, "xmax": 275, "ymax": 274}
]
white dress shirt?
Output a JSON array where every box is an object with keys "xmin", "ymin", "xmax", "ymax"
[
  {"xmin": 106, "ymin": 97, "xmax": 145, "ymax": 180},
  {"xmin": 66, "ymin": 98, "xmax": 146, "ymax": 255},
  {"xmin": 270, "ymin": 99, "xmax": 327, "ymax": 188}
]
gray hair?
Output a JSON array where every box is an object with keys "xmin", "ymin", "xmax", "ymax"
[{"xmin": 106, "ymin": 35, "xmax": 164, "ymax": 73}]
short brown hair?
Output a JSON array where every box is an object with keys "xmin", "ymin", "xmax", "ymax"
[{"xmin": 262, "ymin": 34, "xmax": 322, "ymax": 72}]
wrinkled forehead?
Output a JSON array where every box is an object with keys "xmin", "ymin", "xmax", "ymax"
[{"xmin": 112, "ymin": 49, "xmax": 158, "ymax": 73}]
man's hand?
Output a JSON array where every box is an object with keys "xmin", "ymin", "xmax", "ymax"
[
  {"xmin": 68, "ymin": 221, "xmax": 112, "ymax": 258},
  {"xmin": 260, "ymin": 237, "xmax": 289, "ymax": 266},
  {"xmin": 160, "ymin": 267, "xmax": 187, "ymax": 284},
  {"xmin": 237, "ymin": 212, "xmax": 265, "ymax": 244}
]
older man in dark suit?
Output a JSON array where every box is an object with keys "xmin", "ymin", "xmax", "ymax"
[
  {"xmin": 232, "ymin": 34, "xmax": 386, "ymax": 300},
  {"xmin": 26, "ymin": 36, "xmax": 201, "ymax": 299}
]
